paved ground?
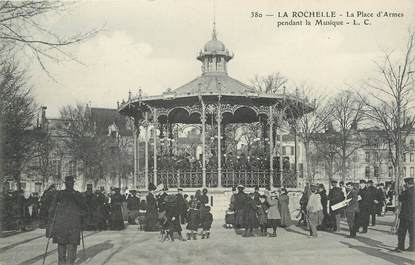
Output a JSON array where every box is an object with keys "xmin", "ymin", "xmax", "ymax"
[{"xmin": 0, "ymin": 214, "xmax": 414, "ymax": 265}]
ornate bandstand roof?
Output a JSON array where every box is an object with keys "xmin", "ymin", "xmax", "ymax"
[{"xmin": 119, "ymin": 25, "xmax": 314, "ymax": 124}]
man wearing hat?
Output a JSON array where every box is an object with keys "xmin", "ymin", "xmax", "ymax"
[
  {"xmin": 48, "ymin": 176, "xmax": 88, "ymax": 265},
  {"xmin": 233, "ymin": 185, "xmax": 246, "ymax": 229},
  {"xmin": 366, "ymin": 180, "xmax": 379, "ymax": 226},
  {"xmin": 127, "ymin": 190, "xmax": 140, "ymax": 225},
  {"xmin": 394, "ymin": 177, "xmax": 414, "ymax": 252},
  {"xmin": 109, "ymin": 188, "xmax": 125, "ymax": 230},
  {"xmin": 345, "ymin": 182, "xmax": 359, "ymax": 238},
  {"xmin": 328, "ymin": 180, "xmax": 345, "ymax": 232},
  {"xmin": 358, "ymin": 179, "xmax": 370, "ymax": 233},
  {"xmin": 83, "ymin": 184, "xmax": 97, "ymax": 230},
  {"xmin": 176, "ymin": 188, "xmax": 187, "ymax": 225}
]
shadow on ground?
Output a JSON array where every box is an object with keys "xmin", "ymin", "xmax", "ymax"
[{"xmin": 340, "ymin": 235, "xmax": 415, "ymax": 265}]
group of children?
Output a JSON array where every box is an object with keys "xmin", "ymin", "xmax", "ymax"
[{"xmin": 156, "ymin": 188, "xmax": 213, "ymax": 242}]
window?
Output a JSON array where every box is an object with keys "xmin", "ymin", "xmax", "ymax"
[
  {"xmin": 403, "ymin": 153, "xmax": 406, "ymax": 162},
  {"xmin": 365, "ymin": 166, "xmax": 370, "ymax": 178},
  {"xmin": 68, "ymin": 160, "xmax": 77, "ymax": 176},
  {"xmin": 20, "ymin": 182, "xmax": 26, "ymax": 191},
  {"xmin": 290, "ymin": 146, "xmax": 295, "ymax": 156},
  {"xmin": 365, "ymin": 152, "xmax": 370, "ymax": 163},
  {"xmin": 410, "ymin": 139, "xmax": 415, "ymax": 149},
  {"xmin": 389, "ymin": 166, "xmax": 393, "ymax": 178},
  {"xmin": 403, "ymin": 167, "xmax": 407, "ymax": 177},
  {"xmin": 282, "ymin": 146, "xmax": 287, "ymax": 155},
  {"xmin": 35, "ymin": 182, "xmax": 42, "ymax": 193},
  {"xmin": 373, "ymin": 152, "xmax": 379, "ymax": 162},
  {"xmin": 411, "ymin": 153, "xmax": 414, "ymax": 162},
  {"xmin": 411, "ymin": 167, "xmax": 415, "ymax": 177},
  {"xmin": 51, "ymin": 159, "xmax": 60, "ymax": 176},
  {"xmin": 374, "ymin": 166, "xmax": 379, "ymax": 179}
]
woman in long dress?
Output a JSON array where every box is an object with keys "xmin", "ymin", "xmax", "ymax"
[
  {"xmin": 278, "ymin": 188, "xmax": 292, "ymax": 227},
  {"xmin": 109, "ymin": 188, "xmax": 125, "ymax": 230},
  {"xmin": 144, "ymin": 185, "xmax": 159, "ymax": 231}
]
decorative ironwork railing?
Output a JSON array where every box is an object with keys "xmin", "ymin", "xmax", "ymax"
[{"xmin": 140, "ymin": 169, "xmax": 298, "ymax": 189}]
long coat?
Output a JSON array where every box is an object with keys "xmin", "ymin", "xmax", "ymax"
[
  {"xmin": 233, "ymin": 191, "xmax": 246, "ymax": 226},
  {"xmin": 145, "ymin": 193, "xmax": 159, "ymax": 231},
  {"xmin": 49, "ymin": 190, "xmax": 88, "ymax": 245},
  {"xmin": 266, "ymin": 196, "xmax": 281, "ymax": 220},
  {"xmin": 243, "ymin": 197, "xmax": 258, "ymax": 228},
  {"xmin": 278, "ymin": 194, "xmax": 292, "ymax": 227},
  {"xmin": 257, "ymin": 203, "xmax": 268, "ymax": 226},
  {"xmin": 110, "ymin": 193, "xmax": 125, "ymax": 230}
]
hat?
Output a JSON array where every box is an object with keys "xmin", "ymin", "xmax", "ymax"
[
  {"xmin": 330, "ymin": 180, "xmax": 338, "ymax": 184},
  {"xmin": 237, "ymin": 184, "xmax": 244, "ymax": 189},
  {"xmin": 130, "ymin": 190, "xmax": 137, "ymax": 194},
  {"xmin": 64, "ymin": 176, "xmax": 75, "ymax": 183},
  {"xmin": 148, "ymin": 183, "xmax": 157, "ymax": 191},
  {"xmin": 367, "ymin": 180, "xmax": 373, "ymax": 184},
  {"xmin": 114, "ymin": 187, "xmax": 120, "ymax": 192},
  {"xmin": 359, "ymin": 179, "xmax": 367, "ymax": 184},
  {"xmin": 346, "ymin": 182, "xmax": 354, "ymax": 186},
  {"xmin": 178, "ymin": 188, "xmax": 183, "ymax": 192},
  {"xmin": 404, "ymin": 177, "xmax": 414, "ymax": 184},
  {"xmin": 86, "ymin": 184, "xmax": 93, "ymax": 189},
  {"xmin": 310, "ymin": 184, "xmax": 318, "ymax": 191}
]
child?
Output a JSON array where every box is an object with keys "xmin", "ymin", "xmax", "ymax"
[
  {"xmin": 257, "ymin": 195, "xmax": 268, "ymax": 236},
  {"xmin": 306, "ymin": 185, "xmax": 323, "ymax": 238},
  {"xmin": 158, "ymin": 210, "xmax": 169, "ymax": 242},
  {"xmin": 200, "ymin": 206, "xmax": 213, "ymax": 239},
  {"xmin": 137, "ymin": 199, "xmax": 147, "ymax": 231},
  {"xmin": 186, "ymin": 200, "xmax": 200, "ymax": 240},
  {"xmin": 225, "ymin": 208, "xmax": 235, "ymax": 229}
]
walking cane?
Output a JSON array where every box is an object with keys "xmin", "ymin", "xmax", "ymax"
[
  {"xmin": 42, "ymin": 202, "xmax": 60, "ymax": 265},
  {"xmin": 81, "ymin": 229, "xmax": 86, "ymax": 259}
]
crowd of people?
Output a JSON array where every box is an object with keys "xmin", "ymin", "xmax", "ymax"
[
  {"xmin": 154, "ymin": 152, "xmax": 284, "ymax": 171},
  {"xmin": 2, "ymin": 175, "xmax": 413, "ymax": 264},
  {"xmin": 225, "ymin": 186, "xmax": 292, "ymax": 237}
]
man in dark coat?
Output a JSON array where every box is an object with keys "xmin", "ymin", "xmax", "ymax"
[
  {"xmin": 48, "ymin": 176, "xmax": 88, "ymax": 265},
  {"xmin": 176, "ymin": 188, "xmax": 187, "ymax": 225},
  {"xmin": 83, "ymin": 184, "xmax": 97, "ymax": 230},
  {"xmin": 165, "ymin": 193, "xmax": 186, "ymax": 241},
  {"xmin": 328, "ymin": 180, "xmax": 345, "ymax": 232},
  {"xmin": 95, "ymin": 188, "xmax": 109, "ymax": 230},
  {"xmin": 109, "ymin": 188, "xmax": 125, "ymax": 230},
  {"xmin": 394, "ymin": 177, "xmax": 414, "ymax": 252},
  {"xmin": 253, "ymin": 186, "xmax": 261, "ymax": 205},
  {"xmin": 127, "ymin": 190, "xmax": 140, "ymax": 224},
  {"xmin": 233, "ymin": 185, "xmax": 247, "ymax": 229},
  {"xmin": 358, "ymin": 179, "xmax": 370, "ymax": 233},
  {"xmin": 345, "ymin": 182, "xmax": 360, "ymax": 238},
  {"xmin": 366, "ymin": 180, "xmax": 379, "ymax": 226}
]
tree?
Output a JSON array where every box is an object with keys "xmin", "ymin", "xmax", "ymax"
[
  {"xmin": 0, "ymin": 1, "xmax": 99, "ymax": 75},
  {"xmin": 330, "ymin": 90, "xmax": 364, "ymax": 181},
  {"xmin": 0, "ymin": 60, "xmax": 37, "ymax": 190},
  {"xmin": 59, "ymin": 104, "xmax": 109, "ymax": 186},
  {"xmin": 360, "ymin": 33, "xmax": 415, "ymax": 212},
  {"xmin": 251, "ymin": 73, "xmax": 287, "ymax": 94},
  {"xmin": 288, "ymin": 86, "xmax": 333, "ymax": 183}
]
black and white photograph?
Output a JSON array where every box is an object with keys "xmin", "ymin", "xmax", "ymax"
[{"xmin": 0, "ymin": 0, "xmax": 414, "ymax": 264}]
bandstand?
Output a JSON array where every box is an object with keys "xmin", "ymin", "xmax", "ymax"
[{"xmin": 118, "ymin": 26, "xmax": 313, "ymax": 190}]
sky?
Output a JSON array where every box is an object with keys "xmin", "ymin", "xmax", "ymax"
[{"xmin": 27, "ymin": 0, "xmax": 415, "ymax": 117}]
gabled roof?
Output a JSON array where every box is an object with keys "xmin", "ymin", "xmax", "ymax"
[{"xmin": 90, "ymin": 107, "xmax": 132, "ymax": 137}]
